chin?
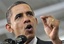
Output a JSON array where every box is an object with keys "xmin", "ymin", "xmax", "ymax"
[{"xmin": 26, "ymin": 33, "xmax": 35, "ymax": 40}]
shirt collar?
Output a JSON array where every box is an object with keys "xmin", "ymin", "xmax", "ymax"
[{"xmin": 29, "ymin": 36, "xmax": 37, "ymax": 44}]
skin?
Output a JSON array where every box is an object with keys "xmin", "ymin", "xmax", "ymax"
[
  {"xmin": 6, "ymin": 4, "xmax": 37, "ymax": 43},
  {"xmin": 40, "ymin": 16, "xmax": 62, "ymax": 44},
  {"xmin": 6, "ymin": 4, "xmax": 62, "ymax": 44}
]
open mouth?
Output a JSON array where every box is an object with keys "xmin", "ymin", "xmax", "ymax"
[{"xmin": 25, "ymin": 24, "xmax": 33, "ymax": 31}]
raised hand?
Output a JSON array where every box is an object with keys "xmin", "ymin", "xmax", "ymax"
[{"xmin": 40, "ymin": 15, "xmax": 62, "ymax": 44}]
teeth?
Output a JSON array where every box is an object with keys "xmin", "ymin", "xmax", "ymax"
[{"xmin": 25, "ymin": 25, "xmax": 32, "ymax": 29}]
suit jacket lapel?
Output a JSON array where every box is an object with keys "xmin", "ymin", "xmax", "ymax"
[{"xmin": 36, "ymin": 37, "xmax": 52, "ymax": 44}]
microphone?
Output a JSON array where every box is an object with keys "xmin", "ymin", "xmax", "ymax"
[
  {"xmin": 3, "ymin": 38, "xmax": 15, "ymax": 44},
  {"xmin": 16, "ymin": 35, "xmax": 27, "ymax": 44},
  {"xmin": 3, "ymin": 35, "xmax": 27, "ymax": 44}
]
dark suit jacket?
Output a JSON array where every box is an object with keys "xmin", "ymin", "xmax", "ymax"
[{"xmin": 37, "ymin": 38, "xmax": 52, "ymax": 44}]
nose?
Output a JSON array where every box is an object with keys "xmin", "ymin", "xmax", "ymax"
[
  {"xmin": 24, "ymin": 20, "xmax": 30, "ymax": 24},
  {"xmin": 23, "ymin": 15, "xmax": 31, "ymax": 24}
]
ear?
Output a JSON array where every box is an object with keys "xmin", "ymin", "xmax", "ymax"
[{"xmin": 5, "ymin": 24, "xmax": 13, "ymax": 33}]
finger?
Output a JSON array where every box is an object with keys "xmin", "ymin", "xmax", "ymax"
[
  {"xmin": 40, "ymin": 15, "xmax": 52, "ymax": 19},
  {"xmin": 51, "ymin": 20, "xmax": 60, "ymax": 34},
  {"xmin": 40, "ymin": 15, "xmax": 53, "ymax": 26},
  {"xmin": 51, "ymin": 26, "xmax": 59, "ymax": 37},
  {"xmin": 40, "ymin": 16, "xmax": 47, "ymax": 26},
  {"xmin": 44, "ymin": 25, "xmax": 52, "ymax": 35},
  {"xmin": 52, "ymin": 19, "xmax": 60, "ymax": 28},
  {"xmin": 55, "ymin": 20, "xmax": 60, "ymax": 27},
  {"xmin": 40, "ymin": 16, "xmax": 53, "ymax": 35},
  {"xmin": 40, "ymin": 15, "xmax": 53, "ymax": 31},
  {"xmin": 40, "ymin": 16, "xmax": 49, "ymax": 26}
]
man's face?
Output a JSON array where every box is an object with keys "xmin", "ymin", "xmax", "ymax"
[{"xmin": 8, "ymin": 4, "xmax": 37, "ymax": 38}]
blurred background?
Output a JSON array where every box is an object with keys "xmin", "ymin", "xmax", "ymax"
[{"xmin": 0, "ymin": 0, "xmax": 64, "ymax": 42}]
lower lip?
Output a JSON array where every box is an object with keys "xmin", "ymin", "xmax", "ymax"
[{"xmin": 26, "ymin": 28, "xmax": 33, "ymax": 31}]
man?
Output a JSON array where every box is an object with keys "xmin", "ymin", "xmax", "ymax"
[{"xmin": 5, "ymin": 1, "xmax": 62, "ymax": 44}]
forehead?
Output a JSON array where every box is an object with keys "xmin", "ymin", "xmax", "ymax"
[{"xmin": 11, "ymin": 4, "xmax": 32, "ymax": 14}]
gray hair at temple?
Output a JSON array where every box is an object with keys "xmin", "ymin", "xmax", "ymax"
[{"xmin": 6, "ymin": 1, "xmax": 32, "ymax": 24}]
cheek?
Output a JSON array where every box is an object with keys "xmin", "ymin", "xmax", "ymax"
[
  {"xmin": 33, "ymin": 18, "xmax": 37, "ymax": 24},
  {"xmin": 11, "ymin": 22, "xmax": 24, "ymax": 35},
  {"xmin": 11, "ymin": 21, "xmax": 23, "ymax": 31},
  {"xmin": 31, "ymin": 18, "xmax": 37, "ymax": 27},
  {"xmin": 15, "ymin": 22, "xmax": 23, "ymax": 30}
]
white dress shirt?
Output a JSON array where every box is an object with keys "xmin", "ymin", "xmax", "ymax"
[{"xmin": 29, "ymin": 36, "xmax": 37, "ymax": 44}]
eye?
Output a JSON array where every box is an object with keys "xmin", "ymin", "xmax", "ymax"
[
  {"xmin": 15, "ymin": 13, "xmax": 23, "ymax": 20},
  {"xmin": 26, "ymin": 11, "xmax": 34, "ymax": 16}
]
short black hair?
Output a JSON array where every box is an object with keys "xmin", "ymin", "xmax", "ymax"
[{"xmin": 6, "ymin": 1, "xmax": 32, "ymax": 24}]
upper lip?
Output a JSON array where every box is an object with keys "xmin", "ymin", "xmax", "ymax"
[{"xmin": 25, "ymin": 24, "xmax": 33, "ymax": 29}]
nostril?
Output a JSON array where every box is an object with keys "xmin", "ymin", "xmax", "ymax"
[{"xmin": 24, "ymin": 20, "xmax": 30, "ymax": 23}]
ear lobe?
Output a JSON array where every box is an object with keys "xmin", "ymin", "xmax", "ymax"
[{"xmin": 5, "ymin": 24, "xmax": 13, "ymax": 33}]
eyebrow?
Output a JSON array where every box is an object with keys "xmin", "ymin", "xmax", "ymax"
[
  {"xmin": 14, "ymin": 11, "xmax": 33, "ymax": 20},
  {"xmin": 26, "ymin": 11, "xmax": 32, "ymax": 13},
  {"xmin": 26, "ymin": 11, "xmax": 34, "ymax": 15},
  {"xmin": 15, "ymin": 13, "xmax": 23, "ymax": 20}
]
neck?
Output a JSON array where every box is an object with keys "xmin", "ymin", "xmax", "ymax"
[{"xmin": 25, "ymin": 36, "xmax": 35, "ymax": 44}]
